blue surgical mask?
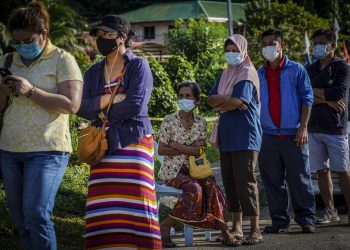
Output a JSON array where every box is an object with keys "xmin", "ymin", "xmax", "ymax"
[
  {"xmin": 178, "ymin": 99, "xmax": 196, "ymax": 112},
  {"xmin": 313, "ymin": 44, "xmax": 328, "ymax": 59},
  {"xmin": 225, "ymin": 52, "xmax": 242, "ymax": 65},
  {"xmin": 12, "ymin": 36, "xmax": 43, "ymax": 59}
]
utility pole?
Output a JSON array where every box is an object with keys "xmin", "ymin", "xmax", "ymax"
[
  {"xmin": 227, "ymin": 0, "xmax": 233, "ymax": 35},
  {"xmin": 267, "ymin": 0, "xmax": 274, "ymax": 26}
]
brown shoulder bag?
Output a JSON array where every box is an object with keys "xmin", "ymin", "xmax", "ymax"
[{"xmin": 77, "ymin": 72, "xmax": 124, "ymax": 165}]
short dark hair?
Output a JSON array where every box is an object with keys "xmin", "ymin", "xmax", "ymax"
[
  {"xmin": 261, "ymin": 29, "xmax": 283, "ymax": 43},
  {"xmin": 177, "ymin": 81, "xmax": 201, "ymax": 101},
  {"xmin": 312, "ymin": 29, "xmax": 336, "ymax": 43},
  {"xmin": 7, "ymin": 1, "xmax": 50, "ymax": 34}
]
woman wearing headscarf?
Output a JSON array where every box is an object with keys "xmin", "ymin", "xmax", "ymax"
[{"xmin": 208, "ymin": 34, "xmax": 263, "ymax": 245}]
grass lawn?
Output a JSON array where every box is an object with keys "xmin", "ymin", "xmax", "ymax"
[{"xmin": 0, "ymin": 165, "xmax": 89, "ymax": 250}]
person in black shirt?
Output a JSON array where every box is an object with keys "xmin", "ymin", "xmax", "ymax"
[{"xmin": 307, "ymin": 29, "xmax": 350, "ymax": 225}]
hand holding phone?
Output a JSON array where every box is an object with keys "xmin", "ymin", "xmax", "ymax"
[{"xmin": 0, "ymin": 67, "xmax": 12, "ymax": 78}]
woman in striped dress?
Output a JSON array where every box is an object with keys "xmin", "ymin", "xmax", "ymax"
[{"xmin": 77, "ymin": 15, "xmax": 161, "ymax": 249}]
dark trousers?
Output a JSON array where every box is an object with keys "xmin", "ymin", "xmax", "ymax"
[
  {"xmin": 258, "ymin": 134, "xmax": 315, "ymax": 226},
  {"xmin": 220, "ymin": 150, "xmax": 259, "ymax": 216}
]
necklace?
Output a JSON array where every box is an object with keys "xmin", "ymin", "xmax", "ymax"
[{"xmin": 104, "ymin": 48, "xmax": 120, "ymax": 93}]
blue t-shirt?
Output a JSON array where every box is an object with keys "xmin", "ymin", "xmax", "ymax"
[{"xmin": 209, "ymin": 79, "xmax": 262, "ymax": 152}]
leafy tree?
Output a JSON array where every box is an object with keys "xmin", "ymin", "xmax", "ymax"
[
  {"xmin": 162, "ymin": 55, "xmax": 195, "ymax": 90},
  {"xmin": 46, "ymin": 0, "xmax": 87, "ymax": 50},
  {"xmin": 166, "ymin": 18, "xmax": 228, "ymax": 115},
  {"xmin": 148, "ymin": 56, "xmax": 177, "ymax": 117},
  {"xmin": 167, "ymin": 18, "xmax": 227, "ymax": 64},
  {"xmin": 0, "ymin": 0, "xmax": 87, "ymax": 52},
  {"xmin": 0, "ymin": 22, "xmax": 11, "ymax": 56},
  {"xmin": 245, "ymin": 0, "xmax": 330, "ymax": 67}
]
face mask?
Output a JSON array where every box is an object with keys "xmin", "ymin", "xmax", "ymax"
[
  {"xmin": 178, "ymin": 99, "xmax": 196, "ymax": 112},
  {"xmin": 225, "ymin": 52, "xmax": 242, "ymax": 65},
  {"xmin": 12, "ymin": 36, "xmax": 43, "ymax": 59},
  {"xmin": 96, "ymin": 37, "xmax": 120, "ymax": 56},
  {"xmin": 262, "ymin": 46, "xmax": 279, "ymax": 61},
  {"xmin": 313, "ymin": 44, "xmax": 328, "ymax": 59}
]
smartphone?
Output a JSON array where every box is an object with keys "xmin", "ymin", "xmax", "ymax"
[{"xmin": 0, "ymin": 67, "xmax": 12, "ymax": 78}]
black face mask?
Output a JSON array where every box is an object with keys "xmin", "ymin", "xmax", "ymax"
[{"xmin": 96, "ymin": 37, "xmax": 118, "ymax": 56}]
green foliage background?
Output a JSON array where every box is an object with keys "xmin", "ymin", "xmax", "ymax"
[
  {"xmin": 148, "ymin": 56, "xmax": 178, "ymax": 117},
  {"xmin": 1, "ymin": 0, "xmax": 349, "ymax": 248},
  {"xmin": 245, "ymin": 1, "xmax": 330, "ymax": 67}
]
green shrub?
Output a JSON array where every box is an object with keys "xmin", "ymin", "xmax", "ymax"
[
  {"xmin": 148, "ymin": 56, "xmax": 177, "ymax": 117},
  {"xmin": 71, "ymin": 50, "xmax": 91, "ymax": 74},
  {"xmin": 167, "ymin": 18, "xmax": 227, "ymax": 65},
  {"xmin": 162, "ymin": 55, "xmax": 195, "ymax": 90},
  {"xmin": 69, "ymin": 115, "xmax": 87, "ymax": 166}
]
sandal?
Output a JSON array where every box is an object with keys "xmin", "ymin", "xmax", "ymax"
[
  {"xmin": 222, "ymin": 235, "xmax": 242, "ymax": 247},
  {"xmin": 242, "ymin": 234, "xmax": 263, "ymax": 245},
  {"xmin": 162, "ymin": 237, "xmax": 177, "ymax": 248},
  {"xmin": 215, "ymin": 231, "xmax": 243, "ymax": 242}
]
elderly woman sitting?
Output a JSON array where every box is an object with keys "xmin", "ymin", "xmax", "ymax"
[{"xmin": 157, "ymin": 81, "xmax": 237, "ymax": 248}]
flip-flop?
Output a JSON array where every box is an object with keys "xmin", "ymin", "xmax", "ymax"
[
  {"xmin": 222, "ymin": 235, "xmax": 242, "ymax": 247},
  {"xmin": 242, "ymin": 235, "xmax": 263, "ymax": 245},
  {"xmin": 215, "ymin": 232, "xmax": 243, "ymax": 242}
]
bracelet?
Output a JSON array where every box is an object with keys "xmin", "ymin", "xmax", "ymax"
[{"xmin": 26, "ymin": 85, "xmax": 36, "ymax": 98}]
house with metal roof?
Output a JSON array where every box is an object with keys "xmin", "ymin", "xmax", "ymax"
[{"xmin": 121, "ymin": 1, "xmax": 246, "ymax": 54}]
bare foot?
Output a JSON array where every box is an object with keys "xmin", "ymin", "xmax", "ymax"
[
  {"xmin": 229, "ymin": 229, "xmax": 243, "ymax": 239},
  {"xmin": 160, "ymin": 223, "xmax": 171, "ymax": 239}
]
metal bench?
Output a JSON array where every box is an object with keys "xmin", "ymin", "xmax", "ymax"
[{"xmin": 154, "ymin": 142, "xmax": 211, "ymax": 246}]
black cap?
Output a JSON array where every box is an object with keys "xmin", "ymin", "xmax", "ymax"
[{"xmin": 90, "ymin": 14, "xmax": 135, "ymax": 36}]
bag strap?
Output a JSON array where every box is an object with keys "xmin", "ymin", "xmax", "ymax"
[
  {"xmin": 1, "ymin": 53, "xmax": 14, "ymax": 114},
  {"xmin": 4, "ymin": 53, "xmax": 14, "ymax": 69}
]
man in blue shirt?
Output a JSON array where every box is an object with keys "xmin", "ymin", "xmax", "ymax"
[{"xmin": 257, "ymin": 29, "xmax": 316, "ymax": 233}]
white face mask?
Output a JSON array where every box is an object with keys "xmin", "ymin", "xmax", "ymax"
[
  {"xmin": 262, "ymin": 46, "xmax": 279, "ymax": 61},
  {"xmin": 178, "ymin": 99, "xmax": 196, "ymax": 112},
  {"xmin": 225, "ymin": 52, "xmax": 242, "ymax": 65}
]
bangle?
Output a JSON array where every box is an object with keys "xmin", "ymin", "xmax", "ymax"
[{"xmin": 26, "ymin": 85, "xmax": 36, "ymax": 98}]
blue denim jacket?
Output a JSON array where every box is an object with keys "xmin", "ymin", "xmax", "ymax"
[
  {"xmin": 258, "ymin": 56, "xmax": 313, "ymax": 135},
  {"xmin": 77, "ymin": 50, "xmax": 154, "ymax": 153}
]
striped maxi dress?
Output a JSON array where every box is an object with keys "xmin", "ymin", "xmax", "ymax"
[{"xmin": 85, "ymin": 136, "xmax": 161, "ymax": 249}]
